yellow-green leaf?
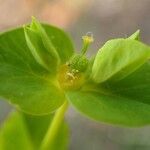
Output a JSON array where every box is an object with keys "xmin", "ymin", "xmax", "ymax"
[
  {"xmin": 91, "ymin": 39, "xmax": 150, "ymax": 83},
  {"xmin": 128, "ymin": 30, "xmax": 140, "ymax": 40},
  {"xmin": 67, "ymin": 61, "xmax": 150, "ymax": 126},
  {"xmin": 0, "ymin": 24, "xmax": 73, "ymax": 115},
  {"xmin": 0, "ymin": 112, "xmax": 69, "ymax": 150}
]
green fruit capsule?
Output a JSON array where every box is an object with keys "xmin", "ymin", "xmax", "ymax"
[{"xmin": 69, "ymin": 54, "xmax": 89, "ymax": 72}]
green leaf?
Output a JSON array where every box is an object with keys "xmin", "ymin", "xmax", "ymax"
[
  {"xmin": 128, "ymin": 30, "xmax": 140, "ymax": 40},
  {"xmin": 102, "ymin": 61, "xmax": 150, "ymax": 107},
  {"xmin": 0, "ymin": 112, "xmax": 69, "ymax": 150},
  {"xmin": 24, "ymin": 17, "xmax": 64, "ymax": 72},
  {"xmin": 43, "ymin": 24, "xmax": 74, "ymax": 63},
  {"xmin": 24, "ymin": 26, "xmax": 59, "ymax": 72},
  {"xmin": 24, "ymin": 113, "xmax": 69, "ymax": 150},
  {"xmin": 0, "ymin": 24, "xmax": 73, "ymax": 115},
  {"xmin": 91, "ymin": 39, "xmax": 150, "ymax": 83},
  {"xmin": 0, "ymin": 112, "xmax": 34, "ymax": 150},
  {"xmin": 23, "ymin": 113, "xmax": 53, "ymax": 148},
  {"xmin": 67, "ymin": 61, "xmax": 150, "ymax": 126}
]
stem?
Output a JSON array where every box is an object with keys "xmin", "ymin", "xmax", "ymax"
[{"xmin": 40, "ymin": 101, "xmax": 68, "ymax": 150}]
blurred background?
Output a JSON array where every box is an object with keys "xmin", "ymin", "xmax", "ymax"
[{"xmin": 0, "ymin": 0, "xmax": 150, "ymax": 149}]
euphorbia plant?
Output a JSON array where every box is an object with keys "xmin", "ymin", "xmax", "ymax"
[{"xmin": 0, "ymin": 17, "xmax": 150, "ymax": 150}]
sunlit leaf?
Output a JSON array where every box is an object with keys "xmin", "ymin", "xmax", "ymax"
[
  {"xmin": 91, "ymin": 39, "xmax": 150, "ymax": 83},
  {"xmin": 0, "ymin": 24, "xmax": 74, "ymax": 115},
  {"xmin": 128, "ymin": 30, "xmax": 140, "ymax": 40},
  {"xmin": 67, "ymin": 61, "xmax": 150, "ymax": 126},
  {"xmin": 0, "ymin": 112, "xmax": 33, "ymax": 150},
  {"xmin": 0, "ymin": 112, "xmax": 69, "ymax": 150}
]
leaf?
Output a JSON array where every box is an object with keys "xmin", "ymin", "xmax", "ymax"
[
  {"xmin": 0, "ymin": 112, "xmax": 33, "ymax": 150},
  {"xmin": 24, "ymin": 26, "xmax": 59, "ymax": 72},
  {"xmin": 91, "ymin": 39, "xmax": 150, "ymax": 83},
  {"xmin": 23, "ymin": 113, "xmax": 53, "ymax": 148},
  {"xmin": 128, "ymin": 30, "xmax": 140, "ymax": 40},
  {"xmin": 102, "ymin": 61, "xmax": 150, "ymax": 106},
  {"xmin": 67, "ymin": 61, "xmax": 150, "ymax": 126},
  {"xmin": 24, "ymin": 17, "xmax": 61, "ymax": 72},
  {"xmin": 43, "ymin": 25, "xmax": 74, "ymax": 63},
  {"xmin": 24, "ymin": 113, "xmax": 69, "ymax": 150},
  {"xmin": 0, "ymin": 24, "xmax": 73, "ymax": 115},
  {"xmin": 0, "ymin": 112, "xmax": 69, "ymax": 150}
]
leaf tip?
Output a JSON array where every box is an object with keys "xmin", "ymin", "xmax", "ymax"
[{"xmin": 128, "ymin": 30, "xmax": 140, "ymax": 41}]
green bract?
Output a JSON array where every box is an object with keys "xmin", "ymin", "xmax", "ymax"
[{"xmin": 0, "ymin": 18, "xmax": 150, "ymax": 127}]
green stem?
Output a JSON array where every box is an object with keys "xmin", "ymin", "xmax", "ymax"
[{"xmin": 40, "ymin": 101, "xmax": 68, "ymax": 150}]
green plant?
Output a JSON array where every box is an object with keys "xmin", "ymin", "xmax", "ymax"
[{"xmin": 0, "ymin": 18, "xmax": 150, "ymax": 150}]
